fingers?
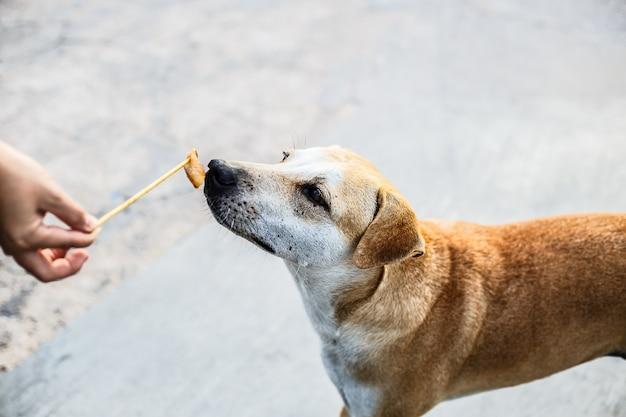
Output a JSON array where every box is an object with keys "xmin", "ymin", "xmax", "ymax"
[
  {"xmin": 40, "ymin": 247, "xmax": 67, "ymax": 261},
  {"xmin": 14, "ymin": 249, "xmax": 89, "ymax": 283},
  {"xmin": 2, "ymin": 224, "xmax": 99, "ymax": 255},
  {"xmin": 29, "ymin": 224, "xmax": 99, "ymax": 250},
  {"xmin": 41, "ymin": 185, "xmax": 97, "ymax": 233}
]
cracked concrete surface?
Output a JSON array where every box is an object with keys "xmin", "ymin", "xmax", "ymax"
[{"xmin": 0, "ymin": 0, "xmax": 625, "ymax": 415}]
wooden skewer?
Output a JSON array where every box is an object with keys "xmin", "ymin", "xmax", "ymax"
[{"xmin": 95, "ymin": 156, "xmax": 191, "ymax": 228}]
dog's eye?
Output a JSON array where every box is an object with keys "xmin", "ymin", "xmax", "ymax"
[
  {"xmin": 281, "ymin": 151, "xmax": 290, "ymax": 162},
  {"xmin": 301, "ymin": 184, "xmax": 328, "ymax": 209}
]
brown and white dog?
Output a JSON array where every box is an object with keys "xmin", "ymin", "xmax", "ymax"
[{"xmin": 203, "ymin": 146, "xmax": 626, "ymax": 417}]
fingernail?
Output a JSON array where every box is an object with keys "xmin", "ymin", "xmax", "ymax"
[{"xmin": 85, "ymin": 215, "xmax": 98, "ymax": 232}]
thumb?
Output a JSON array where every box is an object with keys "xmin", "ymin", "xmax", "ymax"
[{"xmin": 41, "ymin": 185, "xmax": 97, "ymax": 233}]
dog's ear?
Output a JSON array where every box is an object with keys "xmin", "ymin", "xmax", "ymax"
[{"xmin": 353, "ymin": 189, "xmax": 425, "ymax": 269}]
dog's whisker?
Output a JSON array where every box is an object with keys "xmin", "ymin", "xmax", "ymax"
[{"xmin": 213, "ymin": 207, "xmax": 230, "ymax": 228}]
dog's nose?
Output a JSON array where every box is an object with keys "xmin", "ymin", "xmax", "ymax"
[{"xmin": 207, "ymin": 159, "xmax": 237, "ymax": 189}]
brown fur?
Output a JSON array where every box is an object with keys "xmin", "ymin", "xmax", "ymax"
[
  {"xmin": 354, "ymin": 189, "xmax": 425, "ymax": 269},
  {"xmin": 337, "ymin": 211, "xmax": 626, "ymax": 416}
]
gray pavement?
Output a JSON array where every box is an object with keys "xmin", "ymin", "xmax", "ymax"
[{"xmin": 1, "ymin": 0, "xmax": 626, "ymax": 416}]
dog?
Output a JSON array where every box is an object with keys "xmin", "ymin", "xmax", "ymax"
[{"xmin": 204, "ymin": 145, "xmax": 626, "ymax": 417}]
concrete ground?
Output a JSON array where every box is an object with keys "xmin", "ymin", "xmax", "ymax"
[{"xmin": 1, "ymin": 0, "xmax": 626, "ymax": 416}]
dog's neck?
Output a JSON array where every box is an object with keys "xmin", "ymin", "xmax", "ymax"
[
  {"xmin": 284, "ymin": 260, "xmax": 383, "ymax": 341},
  {"xmin": 284, "ymin": 226, "xmax": 451, "ymax": 347}
]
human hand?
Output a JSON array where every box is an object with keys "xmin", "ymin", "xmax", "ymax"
[{"xmin": 0, "ymin": 143, "xmax": 98, "ymax": 282}]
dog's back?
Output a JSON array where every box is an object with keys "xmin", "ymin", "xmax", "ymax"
[{"xmin": 439, "ymin": 214, "xmax": 626, "ymax": 395}]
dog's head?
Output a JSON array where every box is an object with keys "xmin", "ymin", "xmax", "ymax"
[{"xmin": 204, "ymin": 146, "xmax": 425, "ymax": 269}]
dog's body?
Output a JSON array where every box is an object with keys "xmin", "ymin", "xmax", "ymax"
[
  {"xmin": 301, "ymin": 215, "xmax": 626, "ymax": 417},
  {"xmin": 204, "ymin": 146, "xmax": 626, "ymax": 417}
]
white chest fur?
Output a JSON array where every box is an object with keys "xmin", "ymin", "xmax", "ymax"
[
  {"xmin": 321, "ymin": 342, "xmax": 381, "ymax": 417},
  {"xmin": 285, "ymin": 261, "xmax": 382, "ymax": 417}
]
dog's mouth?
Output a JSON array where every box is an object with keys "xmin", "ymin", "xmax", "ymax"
[
  {"xmin": 249, "ymin": 235, "xmax": 276, "ymax": 254},
  {"xmin": 206, "ymin": 195, "xmax": 276, "ymax": 255}
]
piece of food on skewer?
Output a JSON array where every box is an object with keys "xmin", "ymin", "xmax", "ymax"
[
  {"xmin": 184, "ymin": 148, "xmax": 205, "ymax": 188},
  {"xmin": 96, "ymin": 148, "xmax": 206, "ymax": 228}
]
